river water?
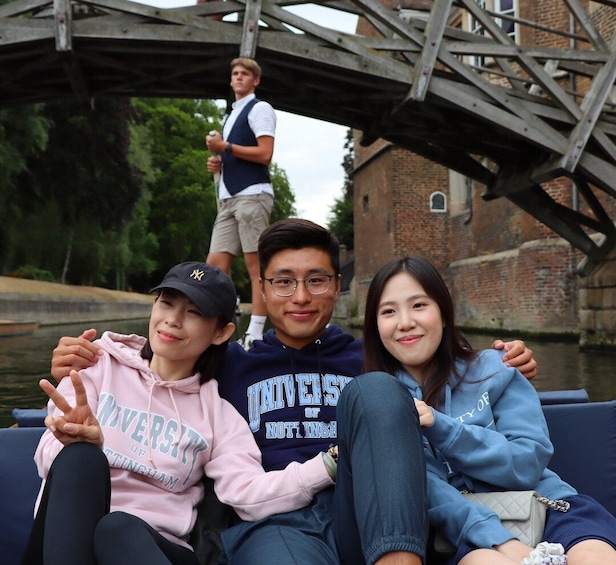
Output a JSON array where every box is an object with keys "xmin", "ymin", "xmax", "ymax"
[{"xmin": 1, "ymin": 319, "xmax": 615, "ymax": 428}]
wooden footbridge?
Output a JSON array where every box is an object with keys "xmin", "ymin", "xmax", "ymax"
[{"xmin": 1, "ymin": 0, "xmax": 616, "ymax": 272}]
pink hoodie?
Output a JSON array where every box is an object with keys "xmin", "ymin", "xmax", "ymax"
[{"xmin": 34, "ymin": 331, "xmax": 333, "ymax": 548}]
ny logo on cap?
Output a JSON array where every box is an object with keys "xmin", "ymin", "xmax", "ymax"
[{"xmin": 190, "ymin": 269, "xmax": 205, "ymax": 281}]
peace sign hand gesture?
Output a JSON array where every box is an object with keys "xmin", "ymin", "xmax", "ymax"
[{"xmin": 40, "ymin": 369, "xmax": 104, "ymax": 449}]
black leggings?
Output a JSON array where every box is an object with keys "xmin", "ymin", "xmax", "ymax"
[{"xmin": 22, "ymin": 443, "xmax": 199, "ymax": 565}]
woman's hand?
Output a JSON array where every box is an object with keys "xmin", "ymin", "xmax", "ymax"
[
  {"xmin": 50, "ymin": 328, "xmax": 101, "ymax": 382},
  {"xmin": 40, "ymin": 370, "xmax": 104, "ymax": 448},
  {"xmin": 414, "ymin": 398, "xmax": 435, "ymax": 427}
]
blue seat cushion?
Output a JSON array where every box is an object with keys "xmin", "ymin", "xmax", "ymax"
[
  {"xmin": 538, "ymin": 389, "xmax": 589, "ymax": 405},
  {"xmin": 12, "ymin": 408, "xmax": 47, "ymax": 427},
  {"xmin": 543, "ymin": 400, "xmax": 616, "ymax": 516},
  {"xmin": 0, "ymin": 427, "xmax": 45, "ymax": 565}
]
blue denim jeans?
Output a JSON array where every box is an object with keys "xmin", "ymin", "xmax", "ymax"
[
  {"xmin": 333, "ymin": 371, "xmax": 428, "ymax": 564},
  {"xmin": 220, "ymin": 372, "xmax": 428, "ymax": 565}
]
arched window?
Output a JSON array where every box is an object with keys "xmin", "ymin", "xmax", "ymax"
[{"xmin": 430, "ymin": 191, "xmax": 447, "ymax": 213}]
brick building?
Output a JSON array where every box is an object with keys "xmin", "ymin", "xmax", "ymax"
[{"xmin": 350, "ymin": 0, "xmax": 616, "ymax": 343}]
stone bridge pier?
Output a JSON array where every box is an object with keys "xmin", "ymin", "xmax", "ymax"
[{"xmin": 579, "ymin": 249, "xmax": 616, "ymax": 351}]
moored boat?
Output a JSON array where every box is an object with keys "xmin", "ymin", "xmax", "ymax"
[{"xmin": 0, "ymin": 319, "xmax": 40, "ymax": 337}]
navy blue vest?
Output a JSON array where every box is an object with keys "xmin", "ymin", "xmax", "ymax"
[{"xmin": 222, "ymin": 98, "xmax": 271, "ymax": 196}]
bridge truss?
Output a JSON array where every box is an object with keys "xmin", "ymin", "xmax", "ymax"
[{"xmin": 1, "ymin": 0, "xmax": 615, "ymax": 271}]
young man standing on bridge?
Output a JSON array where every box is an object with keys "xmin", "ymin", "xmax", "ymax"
[{"xmin": 205, "ymin": 57, "xmax": 276, "ymax": 350}]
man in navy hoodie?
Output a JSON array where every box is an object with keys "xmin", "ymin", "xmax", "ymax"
[{"xmin": 50, "ymin": 219, "xmax": 536, "ymax": 565}]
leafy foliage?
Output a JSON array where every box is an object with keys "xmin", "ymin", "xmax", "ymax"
[
  {"xmin": 8, "ymin": 98, "xmax": 145, "ymax": 284},
  {"xmin": 327, "ymin": 129, "xmax": 354, "ymax": 250},
  {"xmin": 10, "ymin": 265, "xmax": 55, "ymax": 282},
  {"xmin": 31, "ymin": 98, "xmax": 142, "ymax": 229},
  {"xmin": 327, "ymin": 193, "xmax": 354, "ymax": 250},
  {"xmin": 0, "ymin": 96, "xmax": 298, "ymax": 295},
  {"xmin": 0, "ymin": 105, "xmax": 49, "ymax": 269},
  {"xmin": 270, "ymin": 163, "xmax": 297, "ymax": 222}
]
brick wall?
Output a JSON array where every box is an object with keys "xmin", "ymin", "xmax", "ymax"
[
  {"xmin": 353, "ymin": 145, "xmax": 582, "ymax": 334},
  {"xmin": 450, "ymin": 239, "xmax": 578, "ymax": 334},
  {"xmin": 353, "ymin": 143, "xmax": 452, "ymax": 321},
  {"xmin": 353, "ymin": 140, "xmax": 395, "ymax": 317}
]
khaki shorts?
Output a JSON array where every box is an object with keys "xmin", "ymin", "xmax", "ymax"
[{"xmin": 209, "ymin": 192, "xmax": 274, "ymax": 256}]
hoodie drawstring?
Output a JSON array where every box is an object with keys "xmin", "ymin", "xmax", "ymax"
[
  {"xmin": 314, "ymin": 338, "xmax": 324, "ymax": 376},
  {"xmin": 145, "ymin": 381, "xmax": 183, "ymax": 466}
]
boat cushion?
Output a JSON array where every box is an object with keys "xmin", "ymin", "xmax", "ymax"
[
  {"xmin": 12, "ymin": 408, "xmax": 47, "ymax": 427},
  {"xmin": 537, "ymin": 388, "xmax": 589, "ymax": 405},
  {"xmin": 543, "ymin": 400, "xmax": 616, "ymax": 517},
  {"xmin": 3, "ymin": 393, "xmax": 616, "ymax": 564},
  {"xmin": 0, "ymin": 426, "xmax": 44, "ymax": 565}
]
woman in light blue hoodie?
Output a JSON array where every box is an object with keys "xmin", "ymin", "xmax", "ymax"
[{"xmin": 361, "ymin": 256, "xmax": 616, "ymax": 565}]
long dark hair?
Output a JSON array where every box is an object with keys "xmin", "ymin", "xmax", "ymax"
[
  {"xmin": 140, "ymin": 292, "xmax": 232, "ymax": 383},
  {"xmin": 362, "ymin": 256, "xmax": 476, "ymax": 409}
]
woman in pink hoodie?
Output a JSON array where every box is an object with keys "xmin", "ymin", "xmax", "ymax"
[{"xmin": 22, "ymin": 262, "xmax": 335, "ymax": 565}]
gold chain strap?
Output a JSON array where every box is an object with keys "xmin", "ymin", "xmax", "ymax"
[{"xmin": 533, "ymin": 493, "xmax": 570, "ymax": 513}]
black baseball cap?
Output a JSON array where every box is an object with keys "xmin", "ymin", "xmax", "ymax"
[{"xmin": 150, "ymin": 262, "xmax": 236, "ymax": 322}]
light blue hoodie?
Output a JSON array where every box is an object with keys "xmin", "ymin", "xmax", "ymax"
[{"xmin": 397, "ymin": 349, "xmax": 577, "ymax": 550}]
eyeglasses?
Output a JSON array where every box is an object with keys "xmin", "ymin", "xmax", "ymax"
[{"xmin": 264, "ymin": 275, "xmax": 335, "ymax": 297}]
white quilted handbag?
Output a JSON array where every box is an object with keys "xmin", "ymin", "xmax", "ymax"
[{"xmin": 433, "ymin": 490, "xmax": 557, "ymax": 554}]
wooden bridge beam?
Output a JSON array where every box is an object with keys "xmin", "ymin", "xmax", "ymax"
[{"xmin": 0, "ymin": 0, "xmax": 614, "ymax": 266}]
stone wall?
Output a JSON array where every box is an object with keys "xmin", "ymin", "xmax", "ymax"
[
  {"xmin": 0, "ymin": 277, "xmax": 152, "ymax": 326},
  {"xmin": 450, "ymin": 239, "xmax": 579, "ymax": 335},
  {"xmin": 579, "ymin": 248, "xmax": 616, "ymax": 351}
]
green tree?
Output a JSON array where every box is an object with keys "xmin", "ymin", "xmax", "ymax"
[
  {"xmin": 134, "ymin": 98, "xmax": 222, "ymax": 171},
  {"xmin": 134, "ymin": 98, "xmax": 298, "ymax": 295},
  {"xmin": 327, "ymin": 128, "xmax": 354, "ymax": 249},
  {"xmin": 270, "ymin": 163, "xmax": 297, "ymax": 222},
  {"xmin": 4, "ymin": 95, "xmax": 298, "ymax": 293},
  {"xmin": 132, "ymin": 98, "xmax": 221, "ymax": 283},
  {"xmin": 327, "ymin": 194, "xmax": 354, "ymax": 250},
  {"xmin": 14, "ymin": 98, "xmax": 144, "ymax": 284},
  {"xmin": 0, "ymin": 105, "xmax": 49, "ymax": 273},
  {"xmin": 122, "ymin": 188, "xmax": 159, "ymax": 290}
]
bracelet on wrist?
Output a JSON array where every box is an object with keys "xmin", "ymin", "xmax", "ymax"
[{"xmin": 322, "ymin": 451, "xmax": 337, "ymax": 482}]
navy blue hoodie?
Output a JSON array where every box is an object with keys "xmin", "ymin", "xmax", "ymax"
[{"xmin": 217, "ymin": 325, "xmax": 363, "ymax": 471}]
